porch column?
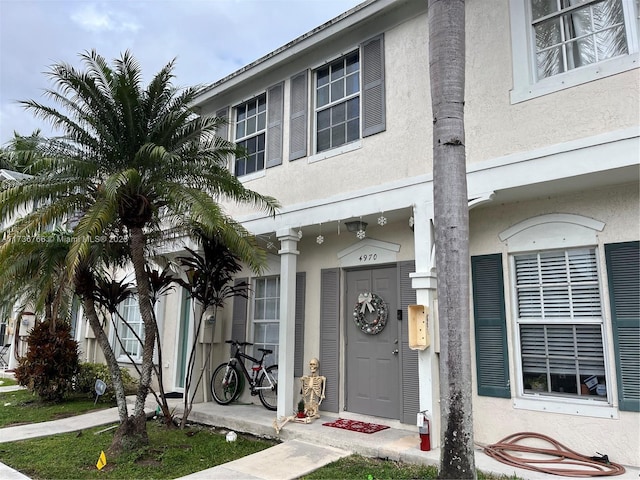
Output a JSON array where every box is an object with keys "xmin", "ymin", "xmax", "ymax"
[
  {"xmin": 409, "ymin": 202, "xmax": 440, "ymax": 448},
  {"xmin": 276, "ymin": 228, "xmax": 299, "ymax": 418}
]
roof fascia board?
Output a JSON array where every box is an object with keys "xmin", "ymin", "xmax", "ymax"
[{"xmin": 193, "ymin": 0, "xmax": 399, "ymax": 105}]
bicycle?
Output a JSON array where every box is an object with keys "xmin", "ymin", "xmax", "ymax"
[{"xmin": 210, "ymin": 340, "xmax": 278, "ymax": 410}]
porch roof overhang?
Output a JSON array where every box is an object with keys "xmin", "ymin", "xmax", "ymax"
[{"xmin": 234, "ymin": 127, "xmax": 639, "ymax": 239}]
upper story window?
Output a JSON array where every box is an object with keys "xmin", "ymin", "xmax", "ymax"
[
  {"xmin": 299, "ymin": 34, "xmax": 384, "ymax": 161},
  {"xmin": 532, "ymin": 0, "xmax": 628, "ymax": 79},
  {"xmin": 314, "ymin": 51, "xmax": 360, "ymax": 153},
  {"xmin": 220, "ymin": 35, "xmax": 385, "ymax": 169},
  {"xmin": 234, "ymin": 94, "xmax": 267, "ymax": 176},
  {"xmin": 509, "ymin": 0, "xmax": 638, "ymax": 102}
]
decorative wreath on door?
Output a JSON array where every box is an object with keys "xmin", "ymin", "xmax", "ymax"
[{"xmin": 353, "ymin": 292, "xmax": 388, "ymax": 335}]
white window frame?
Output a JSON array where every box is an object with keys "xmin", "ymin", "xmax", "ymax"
[
  {"xmin": 312, "ymin": 49, "xmax": 362, "ymax": 157},
  {"xmin": 251, "ymin": 275, "xmax": 280, "ymax": 367},
  {"xmin": 509, "ymin": 0, "xmax": 639, "ymax": 103},
  {"xmin": 114, "ymin": 296, "xmax": 144, "ymax": 363},
  {"xmin": 511, "ymin": 247, "xmax": 612, "ymax": 401},
  {"xmin": 500, "ymin": 214, "xmax": 618, "ymax": 418},
  {"xmin": 509, "ymin": 246, "xmax": 618, "ymax": 418},
  {"xmin": 233, "ymin": 93, "xmax": 267, "ymax": 177}
]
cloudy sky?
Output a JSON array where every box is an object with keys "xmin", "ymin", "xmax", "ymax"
[{"xmin": 0, "ymin": 0, "xmax": 363, "ymax": 145}]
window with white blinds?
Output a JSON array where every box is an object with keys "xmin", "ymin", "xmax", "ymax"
[
  {"xmin": 514, "ymin": 248, "xmax": 608, "ymax": 401},
  {"xmin": 116, "ymin": 296, "xmax": 144, "ymax": 361},
  {"xmin": 252, "ymin": 276, "xmax": 279, "ymax": 367}
]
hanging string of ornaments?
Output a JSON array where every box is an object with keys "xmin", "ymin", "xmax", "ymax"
[{"xmin": 353, "ymin": 292, "xmax": 388, "ymax": 335}]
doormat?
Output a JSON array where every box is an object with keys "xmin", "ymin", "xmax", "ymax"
[{"xmin": 322, "ymin": 418, "xmax": 390, "ymax": 434}]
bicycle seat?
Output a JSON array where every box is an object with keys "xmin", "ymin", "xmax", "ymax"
[{"xmin": 258, "ymin": 348, "xmax": 272, "ymax": 354}]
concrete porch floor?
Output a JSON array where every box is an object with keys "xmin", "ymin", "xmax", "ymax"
[{"xmin": 180, "ymin": 399, "xmax": 639, "ymax": 479}]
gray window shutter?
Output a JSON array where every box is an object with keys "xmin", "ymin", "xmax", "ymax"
[
  {"xmin": 320, "ymin": 268, "xmax": 340, "ymax": 412},
  {"xmin": 215, "ymin": 106, "xmax": 229, "ymax": 141},
  {"xmin": 471, "ymin": 254, "xmax": 511, "ymax": 398},
  {"xmin": 266, "ymin": 82, "xmax": 284, "ymax": 168},
  {"xmin": 398, "ymin": 260, "xmax": 419, "ymax": 425},
  {"xmin": 361, "ymin": 33, "xmax": 386, "ymax": 137},
  {"xmin": 289, "ymin": 71, "xmax": 308, "ymax": 161},
  {"xmin": 294, "ymin": 272, "xmax": 306, "ymax": 377},
  {"xmin": 605, "ymin": 241, "xmax": 640, "ymax": 412},
  {"xmin": 231, "ymin": 278, "xmax": 248, "ymax": 343}
]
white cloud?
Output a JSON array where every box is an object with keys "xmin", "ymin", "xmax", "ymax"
[
  {"xmin": 0, "ymin": 0, "xmax": 363, "ymax": 144},
  {"xmin": 70, "ymin": 4, "xmax": 140, "ymax": 33}
]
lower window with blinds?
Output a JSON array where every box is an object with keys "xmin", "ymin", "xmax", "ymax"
[
  {"xmin": 252, "ymin": 276, "xmax": 280, "ymax": 368},
  {"xmin": 514, "ymin": 247, "xmax": 609, "ymax": 402}
]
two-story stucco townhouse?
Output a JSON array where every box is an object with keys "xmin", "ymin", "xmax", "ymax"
[
  {"xmin": 0, "ymin": 168, "xmax": 40, "ymax": 370},
  {"xmin": 93, "ymin": 0, "xmax": 638, "ymax": 466}
]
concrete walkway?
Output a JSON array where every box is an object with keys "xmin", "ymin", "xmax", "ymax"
[
  {"xmin": 0, "ymin": 383, "xmax": 638, "ymax": 479},
  {"xmin": 177, "ymin": 440, "xmax": 350, "ymax": 480}
]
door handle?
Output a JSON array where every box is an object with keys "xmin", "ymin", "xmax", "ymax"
[{"xmin": 392, "ymin": 349, "xmax": 399, "ymax": 355}]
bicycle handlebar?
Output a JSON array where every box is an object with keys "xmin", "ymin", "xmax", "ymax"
[{"xmin": 225, "ymin": 340, "xmax": 253, "ymax": 347}]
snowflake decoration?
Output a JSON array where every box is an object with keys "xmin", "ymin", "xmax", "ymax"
[
  {"xmin": 377, "ymin": 215, "xmax": 387, "ymax": 226},
  {"xmin": 266, "ymin": 241, "xmax": 275, "ymax": 250},
  {"xmin": 356, "ymin": 229, "xmax": 366, "ymax": 240},
  {"xmin": 316, "ymin": 235, "xmax": 324, "ymax": 245},
  {"xmin": 297, "ymin": 229, "xmax": 303, "ymax": 239}
]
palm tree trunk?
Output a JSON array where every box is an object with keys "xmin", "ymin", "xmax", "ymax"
[
  {"xmin": 81, "ymin": 295, "xmax": 129, "ymax": 424},
  {"xmin": 128, "ymin": 226, "xmax": 157, "ymax": 429},
  {"xmin": 428, "ymin": 0, "xmax": 476, "ymax": 478}
]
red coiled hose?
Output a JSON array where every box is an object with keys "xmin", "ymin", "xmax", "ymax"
[{"xmin": 484, "ymin": 432, "xmax": 626, "ymax": 477}]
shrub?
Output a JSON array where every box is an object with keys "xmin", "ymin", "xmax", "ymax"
[
  {"xmin": 14, "ymin": 320, "xmax": 79, "ymax": 402},
  {"xmin": 73, "ymin": 363, "xmax": 138, "ymax": 403}
]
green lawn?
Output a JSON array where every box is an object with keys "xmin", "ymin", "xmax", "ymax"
[
  {"xmin": 302, "ymin": 454, "xmax": 439, "ymax": 479},
  {"xmin": 303, "ymin": 454, "xmax": 521, "ymax": 480},
  {"xmin": 0, "ymin": 389, "xmax": 112, "ymax": 427},
  {"xmin": 0, "ymin": 377, "xmax": 18, "ymax": 387},
  {"xmin": 0, "ymin": 389, "xmax": 519, "ymax": 480},
  {"xmin": 0, "ymin": 420, "xmax": 276, "ymax": 480}
]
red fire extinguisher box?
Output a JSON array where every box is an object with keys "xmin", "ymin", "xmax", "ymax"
[{"xmin": 417, "ymin": 411, "xmax": 431, "ymax": 452}]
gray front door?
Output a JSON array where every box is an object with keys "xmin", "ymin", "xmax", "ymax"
[{"xmin": 346, "ymin": 266, "xmax": 400, "ymax": 419}]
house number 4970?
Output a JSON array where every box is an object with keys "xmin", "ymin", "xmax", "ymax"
[{"xmin": 358, "ymin": 253, "xmax": 377, "ymax": 262}]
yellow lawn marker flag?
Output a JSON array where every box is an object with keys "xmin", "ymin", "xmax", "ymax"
[{"xmin": 96, "ymin": 451, "xmax": 107, "ymax": 470}]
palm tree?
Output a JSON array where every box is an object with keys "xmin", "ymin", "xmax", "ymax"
[
  {"xmin": 0, "ymin": 228, "xmax": 74, "ymax": 329},
  {"xmin": 0, "ymin": 50, "xmax": 279, "ymax": 453},
  {"xmin": 428, "ymin": 0, "xmax": 476, "ymax": 478},
  {"xmin": 1, "ymin": 130, "xmax": 47, "ymax": 174},
  {"xmin": 0, "ymin": 228, "xmax": 76, "ymax": 369}
]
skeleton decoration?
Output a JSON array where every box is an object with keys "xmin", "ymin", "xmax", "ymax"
[{"xmin": 273, "ymin": 358, "xmax": 327, "ymax": 433}]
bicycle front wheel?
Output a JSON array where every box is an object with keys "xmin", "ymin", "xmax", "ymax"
[
  {"xmin": 211, "ymin": 363, "xmax": 241, "ymax": 405},
  {"xmin": 258, "ymin": 365, "xmax": 278, "ymax": 411}
]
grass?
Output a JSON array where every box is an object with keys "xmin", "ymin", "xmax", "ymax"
[
  {"xmin": 0, "ymin": 389, "xmax": 113, "ymax": 427},
  {"xmin": 302, "ymin": 455, "xmax": 521, "ymax": 480},
  {"xmin": 302, "ymin": 454, "xmax": 439, "ymax": 479},
  {"xmin": 0, "ymin": 419, "xmax": 277, "ymax": 480},
  {"xmin": 0, "ymin": 377, "xmax": 18, "ymax": 387},
  {"xmin": 0, "ymin": 389, "xmax": 520, "ymax": 480}
]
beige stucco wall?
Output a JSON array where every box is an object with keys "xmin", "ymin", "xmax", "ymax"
[
  {"xmin": 469, "ymin": 182, "xmax": 640, "ymax": 466},
  {"xmin": 218, "ymin": 10, "xmax": 433, "ymax": 219},
  {"xmin": 465, "ymin": 1, "xmax": 640, "ymax": 165},
  {"xmin": 211, "ymin": 0, "xmax": 638, "ymax": 221}
]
